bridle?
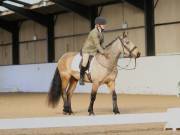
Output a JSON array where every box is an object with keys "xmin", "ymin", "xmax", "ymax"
[
  {"xmin": 116, "ymin": 36, "xmax": 137, "ymax": 58},
  {"xmin": 117, "ymin": 36, "xmax": 137, "ymax": 70},
  {"xmin": 105, "ymin": 36, "xmax": 138, "ymax": 70},
  {"xmin": 105, "ymin": 36, "xmax": 137, "ymax": 56}
]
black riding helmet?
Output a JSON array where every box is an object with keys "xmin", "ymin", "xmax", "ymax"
[{"xmin": 95, "ymin": 17, "xmax": 107, "ymax": 25}]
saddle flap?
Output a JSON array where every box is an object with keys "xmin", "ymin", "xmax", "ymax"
[
  {"xmin": 79, "ymin": 55, "xmax": 94, "ymax": 71},
  {"xmin": 71, "ymin": 53, "xmax": 94, "ymax": 73}
]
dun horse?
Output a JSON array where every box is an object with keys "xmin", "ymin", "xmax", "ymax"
[{"xmin": 48, "ymin": 33, "xmax": 141, "ymax": 115}]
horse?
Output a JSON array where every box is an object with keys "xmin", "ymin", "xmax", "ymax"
[{"xmin": 48, "ymin": 32, "xmax": 141, "ymax": 115}]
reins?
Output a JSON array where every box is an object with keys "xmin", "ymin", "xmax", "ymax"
[
  {"xmin": 117, "ymin": 57, "xmax": 137, "ymax": 70},
  {"xmin": 97, "ymin": 36, "xmax": 138, "ymax": 71}
]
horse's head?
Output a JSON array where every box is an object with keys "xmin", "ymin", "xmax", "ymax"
[{"xmin": 118, "ymin": 32, "xmax": 141, "ymax": 58}]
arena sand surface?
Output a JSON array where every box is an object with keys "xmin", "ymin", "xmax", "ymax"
[{"xmin": 0, "ymin": 92, "xmax": 180, "ymax": 135}]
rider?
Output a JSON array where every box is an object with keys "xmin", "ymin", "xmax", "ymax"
[{"xmin": 79, "ymin": 16, "xmax": 108, "ymax": 85}]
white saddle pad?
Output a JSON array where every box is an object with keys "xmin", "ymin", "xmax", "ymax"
[{"xmin": 71, "ymin": 53, "xmax": 94, "ymax": 73}]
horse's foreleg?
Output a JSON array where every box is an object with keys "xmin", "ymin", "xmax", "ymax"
[
  {"xmin": 107, "ymin": 81, "xmax": 120, "ymax": 114},
  {"xmin": 88, "ymin": 83, "xmax": 99, "ymax": 115},
  {"xmin": 67, "ymin": 77, "xmax": 78, "ymax": 114},
  {"xmin": 112, "ymin": 90, "xmax": 120, "ymax": 114}
]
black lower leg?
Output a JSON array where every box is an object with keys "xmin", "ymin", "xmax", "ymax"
[
  {"xmin": 63, "ymin": 102, "xmax": 70, "ymax": 113},
  {"xmin": 88, "ymin": 92, "xmax": 97, "ymax": 115},
  {"xmin": 112, "ymin": 91, "xmax": 120, "ymax": 114},
  {"xmin": 62, "ymin": 93, "xmax": 70, "ymax": 113},
  {"xmin": 67, "ymin": 94, "xmax": 73, "ymax": 113}
]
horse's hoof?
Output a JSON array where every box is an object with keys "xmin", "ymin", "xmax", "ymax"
[
  {"xmin": 89, "ymin": 112, "xmax": 95, "ymax": 116},
  {"xmin": 63, "ymin": 107, "xmax": 72, "ymax": 114},
  {"xmin": 113, "ymin": 109, "xmax": 120, "ymax": 114},
  {"xmin": 63, "ymin": 110, "xmax": 74, "ymax": 115},
  {"xmin": 63, "ymin": 111, "xmax": 68, "ymax": 115},
  {"xmin": 68, "ymin": 111, "xmax": 74, "ymax": 115},
  {"xmin": 114, "ymin": 111, "xmax": 120, "ymax": 115}
]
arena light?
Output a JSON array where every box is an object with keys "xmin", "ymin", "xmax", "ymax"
[
  {"xmin": 122, "ymin": 21, "xmax": 128, "ymax": 29},
  {"xmin": 121, "ymin": 1, "xmax": 128, "ymax": 29},
  {"xmin": 33, "ymin": 35, "xmax": 37, "ymax": 41}
]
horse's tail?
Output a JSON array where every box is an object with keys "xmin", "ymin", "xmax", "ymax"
[{"xmin": 48, "ymin": 68, "xmax": 62, "ymax": 108}]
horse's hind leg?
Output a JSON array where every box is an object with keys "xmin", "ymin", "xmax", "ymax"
[
  {"xmin": 107, "ymin": 81, "xmax": 120, "ymax": 114},
  {"xmin": 67, "ymin": 77, "xmax": 78, "ymax": 114},
  {"xmin": 61, "ymin": 75, "xmax": 71, "ymax": 114}
]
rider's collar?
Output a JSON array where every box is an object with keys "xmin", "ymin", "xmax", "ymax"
[
  {"xmin": 99, "ymin": 25, "xmax": 105, "ymax": 32},
  {"xmin": 96, "ymin": 26, "xmax": 102, "ymax": 33}
]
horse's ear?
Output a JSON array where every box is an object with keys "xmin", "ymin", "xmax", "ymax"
[{"xmin": 123, "ymin": 31, "xmax": 128, "ymax": 38}]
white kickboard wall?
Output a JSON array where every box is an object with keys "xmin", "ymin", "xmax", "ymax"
[{"xmin": 0, "ymin": 55, "xmax": 180, "ymax": 95}]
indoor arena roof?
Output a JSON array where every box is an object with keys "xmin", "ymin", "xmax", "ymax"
[{"xmin": 0, "ymin": 0, "xmax": 144, "ymax": 21}]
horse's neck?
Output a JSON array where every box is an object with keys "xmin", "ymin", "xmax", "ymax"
[
  {"xmin": 96, "ymin": 39, "xmax": 121, "ymax": 70},
  {"xmin": 105, "ymin": 39, "xmax": 121, "ymax": 64}
]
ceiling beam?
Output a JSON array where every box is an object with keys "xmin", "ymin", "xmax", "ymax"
[
  {"xmin": 94, "ymin": 0, "xmax": 122, "ymax": 6},
  {"xmin": 0, "ymin": 18, "xmax": 20, "ymax": 64},
  {"xmin": 12, "ymin": 24, "xmax": 20, "ymax": 64},
  {"xmin": 125, "ymin": 0, "xmax": 144, "ymax": 10},
  {"xmin": 90, "ymin": 6, "xmax": 98, "ymax": 29},
  {"xmin": 47, "ymin": 15, "xmax": 55, "ymax": 62},
  {"xmin": 144, "ymin": 0, "xmax": 155, "ymax": 56},
  {"xmin": 0, "ymin": 18, "xmax": 15, "ymax": 32},
  {"xmin": 50, "ymin": 0, "xmax": 91, "ymax": 20},
  {"xmin": 0, "ymin": 1, "xmax": 49, "ymax": 26},
  {"xmin": 6, "ymin": 0, "xmax": 32, "ymax": 7}
]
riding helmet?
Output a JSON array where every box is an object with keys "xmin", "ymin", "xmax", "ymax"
[{"xmin": 95, "ymin": 16, "xmax": 107, "ymax": 25}]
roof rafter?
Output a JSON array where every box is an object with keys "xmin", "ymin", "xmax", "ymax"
[
  {"xmin": 50, "ymin": 0, "xmax": 91, "ymax": 20},
  {"xmin": 94, "ymin": 0, "xmax": 122, "ymax": 6},
  {"xmin": 0, "ymin": 1, "xmax": 49, "ymax": 26},
  {"xmin": 125, "ymin": 0, "xmax": 144, "ymax": 10},
  {"xmin": 0, "ymin": 18, "xmax": 17, "ymax": 32},
  {"xmin": 0, "ymin": 0, "xmax": 55, "ymax": 62}
]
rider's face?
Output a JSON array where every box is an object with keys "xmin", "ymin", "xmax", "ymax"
[
  {"xmin": 100, "ymin": 25, "xmax": 106, "ymax": 30},
  {"xmin": 96, "ymin": 24, "xmax": 106, "ymax": 31}
]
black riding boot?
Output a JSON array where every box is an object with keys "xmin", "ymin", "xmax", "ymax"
[{"xmin": 79, "ymin": 66, "xmax": 86, "ymax": 85}]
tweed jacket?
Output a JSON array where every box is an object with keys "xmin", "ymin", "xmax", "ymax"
[{"xmin": 82, "ymin": 28, "xmax": 104, "ymax": 55}]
